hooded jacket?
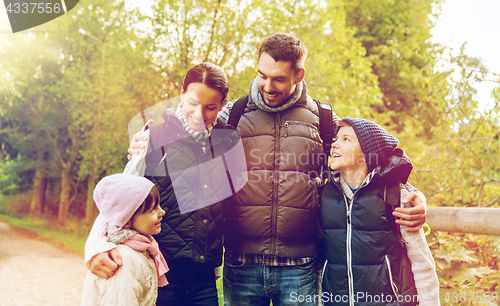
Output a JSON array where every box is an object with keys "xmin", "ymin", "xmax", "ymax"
[
  {"xmin": 81, "ymin": 245, "xmax": 158, "ymax": 306},
  {"xmin": 321, "ymin": 149, "xmax": 418, "ymax": 306}
]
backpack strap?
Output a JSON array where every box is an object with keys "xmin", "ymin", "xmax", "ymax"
[
  {"xmin": 227, "ymin": 95, "xmax": 249, "ymax": 129},
  {"xmin": 314, "ymin": 100, "xmax": 334, "ymax": 154},
  {"xmin": 314, "ymin": 100, "xmax": 334, "ymax": 185},
  {"xmin": 229, "ymin": 96, "xmax": 334, "ymax": 152}
]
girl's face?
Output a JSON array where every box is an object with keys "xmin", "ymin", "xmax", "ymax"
[
  {"xmin": 182, "ymin": 82, "xmax": 225, "ymax": 131},
  {"xmin": 131, "ymin": 203, "xmax": 165, "ymax": 236}
]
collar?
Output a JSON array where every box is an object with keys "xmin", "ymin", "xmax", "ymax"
[
  {"xmin": 175, "ymin": 102, "xmax": 214, "ymax": 143},
  {"xmin": 248, "ymin": 78, "xmax": 307, "ymax": 112},
  {"xmin": 162, "ymin": 108, "xmax": 238, "ymax": 150},
  {"xmin": 330, "ymin": 169, "xmax": 377, "ymax": 201}
]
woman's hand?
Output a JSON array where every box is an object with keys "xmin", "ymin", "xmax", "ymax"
[{"xmin": 127, "ymin": 119, "xmax": 153, "ymax": 160}]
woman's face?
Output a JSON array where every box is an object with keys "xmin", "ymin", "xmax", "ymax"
[{"xmin": 182, "ymin": 82, "xmax": 225, "ymax": 131}]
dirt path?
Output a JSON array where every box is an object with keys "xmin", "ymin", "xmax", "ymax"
[{"xmin": 0, "ymin": 219, "xmax": 87, "ymax": 306}]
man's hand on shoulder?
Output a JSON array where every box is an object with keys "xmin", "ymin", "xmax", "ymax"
[
  {"xmin": 88, "ymin": 248, "xmax": 123, "ymax": 279},
  {"xmin": 393, "ymin": 191, "xmax": 426, "ymax": 232}
]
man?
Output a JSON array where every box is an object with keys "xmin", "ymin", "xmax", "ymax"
[{"xmin": 91, "ymin": 33, "xmax": 427, "ymax": 305}]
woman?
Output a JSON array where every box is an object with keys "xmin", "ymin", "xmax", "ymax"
[
  {"xmin": 144, "ymin": 63, "xmax": 242, "ymax": 306},
  {"xmin": 85, "ymin": 63, "xmax": 244, "ymax": 306}
]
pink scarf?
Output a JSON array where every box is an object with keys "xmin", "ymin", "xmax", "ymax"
[{"xmin": 122, "ymin": 234, "xmax": 169, "ymax": 287}]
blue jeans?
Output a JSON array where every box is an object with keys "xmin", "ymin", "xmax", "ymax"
[{"xmin": 223, "ymin": 256, "xmax": 319, "ymax": 306}]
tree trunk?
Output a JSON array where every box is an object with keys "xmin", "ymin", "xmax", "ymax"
[
  {"xmin": 54, "ymin": 126, "xmax": 81, "ymax": 226},
  {"xmin": 58, "ymin": 167, "xmax": 71, "ymax": 225},
  {"xmin": 30, "ymin": 150, "xmax": 47, "ymax": 215},
  {"xmin": 85, "ymin": 177, "xmax": 98, "ymax": 225}
]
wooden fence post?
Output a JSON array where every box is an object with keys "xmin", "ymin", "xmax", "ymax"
[{"xmin": 426, "ymin": 207, "xmax": 500, "ymax": 235}]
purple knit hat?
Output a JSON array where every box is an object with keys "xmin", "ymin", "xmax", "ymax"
[
  {"xmin": 341, "ymin": 118, "xmax": 399, "ymax": 172},
  {"xmin": 93, "ymin": 173, "xmax": 154, "ymax": 228}
]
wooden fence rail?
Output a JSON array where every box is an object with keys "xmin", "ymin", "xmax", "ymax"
[{"xmin": 426, "ymin": 207, "xmax": 500, "ymax": 235}]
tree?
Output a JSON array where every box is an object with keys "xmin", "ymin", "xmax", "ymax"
[
  {"xmin": 0, "ymin": 32, "xmax": 63, "ymax": 216},
  {"xmin": 0, "ymin": 0, "xmax": 164, "ymax": 224},
  {"xmin": 55, "ymin": 0, "xmax": 165, "ymax": 224},
  {"xmin": 343, "ymin": 0, "xmax": 448, "ymax": 136}
]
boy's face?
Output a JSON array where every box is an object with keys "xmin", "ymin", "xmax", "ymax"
[
  {"xmin": 330, "ymin": 125, "xmax": 366, "ymax": 174},
  {"xmin": 256, "ymin": 52, "xmax": 305, "ymax": 108},
  {"xmin": 131, "ymin": 204, "xmax": 165, "ymax": 236}
]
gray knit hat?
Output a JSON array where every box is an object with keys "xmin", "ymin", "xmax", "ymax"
[{"xmin": 341, "ymin": 118, "xmax": 399, "ymax": 172}]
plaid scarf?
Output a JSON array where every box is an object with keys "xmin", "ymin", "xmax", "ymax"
[
  {"xmin": 107, "ymin": 226, "xmax": 138, "ymax": 244},
  {"xmin": 175, "ymin": 102, "xmax": 214, "ymax": 149}
]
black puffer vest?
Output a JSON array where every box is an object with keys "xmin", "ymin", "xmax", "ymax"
[
  {"xmin": 224, "ymin": 87, "xmax": 326, "ymax": 258},
  {"xmin": 321, "ymin": 165, "xmax": 417, "ymax": 305},
  {"xmin": 145, "ymin": 109, "xmax": 243, "ymax": 267}
]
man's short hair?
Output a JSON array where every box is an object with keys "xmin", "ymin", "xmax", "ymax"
[{"xmin": 258, "ymin": 33, "xmax": 308, "ymax": 72}]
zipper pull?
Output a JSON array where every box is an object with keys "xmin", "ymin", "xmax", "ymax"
[
  {"xmin": 347, "ymin": 212, "xmax": 351, "ymax": 224},
  {"xmin": 284, "ymin": 121, "xmax": 289, "ymax": 137}
]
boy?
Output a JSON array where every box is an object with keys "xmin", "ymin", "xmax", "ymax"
[{"xmin": 321, "ymin": 118, "xmax": 439, "ymax": 306}]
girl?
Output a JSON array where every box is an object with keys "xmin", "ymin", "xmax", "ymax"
[
  {"xmin": 321, "ymin": 118, "xmax": 439, "ymax": 306},
  {"xmin": 81, "ymin": 174, "xmax": 168, "ymax": 306},
  {"xmin": 85, "ymin": 63, "xmax": 244, "ymax": 306}
]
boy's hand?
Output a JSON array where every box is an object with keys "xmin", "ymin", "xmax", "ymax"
[
  {"xmin": 127, "ymin": 119, "xmax": 153, "ymax": 160},
  {"xmin": 88, "ymin": 249, "xmax": 123, "ymax": 279},
  {"xmin": 393, "ymin": 191, "xmax": 426, "ymax": 232}
]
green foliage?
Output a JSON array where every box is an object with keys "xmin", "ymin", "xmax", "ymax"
[
  {"xmin": 402, "ymin": 46, "xmax": 500, "ymax": 303},
  {"xmin": 406, "ymin": 48, "xmax": 500, "ymax": 209},
  {"xmin": 145, "ymin": 0, "xmax": 264, "ymax": 100},
  {"xmin": 0, "ymin": 156, "xmax": 23, "ymax": 195},
  {"xmin": 428, "ymin": 231, "xmax": 500, "ymax": 304},
  {"xmin": 259, "ymin": 0, "xmax": 384, "ymax": 118},
  {"xmin": 0, "ymin": 0, "xmax": 499, "ymax": 298},
  {"xmin": 343, "ymin": 0, "xmax": 448, "ymax": 136},
  {"xmin": 0, "ymin": 0, "xmax": 163, "ymax": 221}
]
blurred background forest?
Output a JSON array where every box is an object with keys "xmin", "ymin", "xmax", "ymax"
[{"xmin": 0, "ymin": 0, "xmax": 499, "ymax": 304}]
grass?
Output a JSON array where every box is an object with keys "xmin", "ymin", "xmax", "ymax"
[{"xmin": 217, "ymin": 267, "xmax": 224, "ymax": 305}]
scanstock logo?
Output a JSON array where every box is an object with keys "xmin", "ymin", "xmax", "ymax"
[
  {"xmin": 4, "ymin": 0, "xmax": 79, "ymax": 33},
  {"xmin": 126, "ymin": 95, "xmax": 248, "ymax": 214}
]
